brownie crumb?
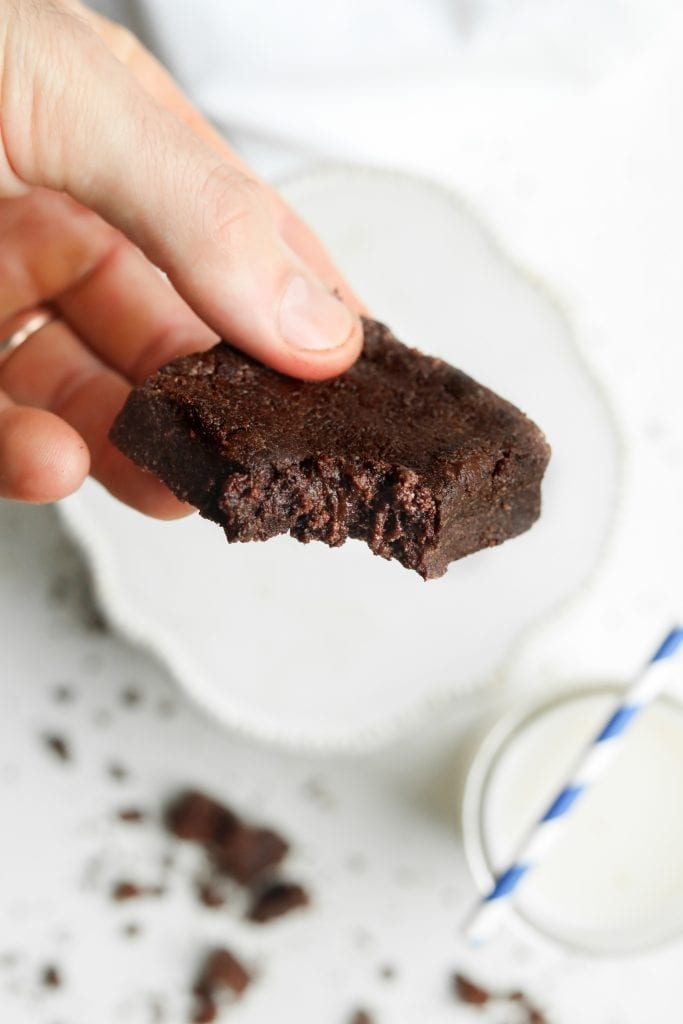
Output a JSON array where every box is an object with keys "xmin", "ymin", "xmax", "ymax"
[
  {"xmin": 212, "ymin": 826, "xmax": 289, "ymax": 886},
  {"xmin": 121, "ymin": 686, "xmax": 143, "ymax": 707},
  {"xmin": 117, "ymin": 807, "xmax": 146, "ymax": 824},
  {"xmin": 42, "ymin": 734, "xmax": 71, "ymax": 762},
  {"xmin": 193, "ymin": 948, "xmax": 251, "ymax": 1022},
  {"xmin": 42, "ymin": 964, "xmax": 62, "ymax": 988},
  {"xmin": 165, "ymin": 789, "xmax": 290, "ymax": 886},
  {"xmin": 379, "ymin": 964, "xmax": 396, "ymax": 981},
  {"xmin": 453, "ymin": 973, "xmax": 491, "ymax": 1006},
  {"xmin": 166, "ymin": 790, "xmax": 239, "ymax": 845},
  {"xmin": 107, "ymin": 762, "xmax": 129, "ymax": 782},
  {"xmin": 196, "ymin": 879, "xmax": 227, "ymax": 910},
  {"xmin": 350, "ymin": 1011, "xmax": 375, "ymax": 1024},
  {"xmin": 193, "ymin": 997, "xmax": 217, "ymax": 1024},
  {"xmin": 112, "ymin": 881, "xmax": 144, "ymax": 902},
  {"xmin": 247, "ymin": 881, "xmax": 309, "ymax": 923},
  {"xmin": 453, "ymin": 974, "xmax": 548, "ymax": 1023},
  {"xmin": 123, "ymin": 922, "xmax": 142, "ymax": 939},
  {"xmin": 195, "ymin": 948, "xmax": 251, "ymax": 995},
  {"xmin": 111, "ymin": 881, "xmax": 163, "ymax": 902}
]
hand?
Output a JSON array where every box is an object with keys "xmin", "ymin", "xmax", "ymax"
[{"xmin": 0, "ymin": 0, "xmax": 364, "ymax": 515}]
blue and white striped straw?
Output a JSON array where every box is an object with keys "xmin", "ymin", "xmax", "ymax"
[{"xmin": 464, "ymin": 625, "xmax": 683, "ymax": 945}]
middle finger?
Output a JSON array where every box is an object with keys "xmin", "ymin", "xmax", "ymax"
[{"xmin": 0, "ymin": 319, "xmax": 191, "ymax": 517}]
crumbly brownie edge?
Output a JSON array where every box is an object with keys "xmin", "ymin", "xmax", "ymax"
[
  {"xmin": 110, "ymin": 339, "xmax": 550, "ymax": 579},
  {"xmin": 110, "ymin": 388, "xmax": 229, "ymax": 511}
]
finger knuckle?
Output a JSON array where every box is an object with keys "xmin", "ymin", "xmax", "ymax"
[{"xmin": 198, "ymin": 163, "xmax": 266, "ymax": 254}]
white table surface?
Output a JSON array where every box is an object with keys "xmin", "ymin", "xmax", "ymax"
[{"xmin": 1, "ymin": 491, "xmax": 682, "ymax": 1024}]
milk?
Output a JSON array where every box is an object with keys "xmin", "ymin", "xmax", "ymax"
[{"xmin": 479, "ymin": 691, "xmax": 683, "ymax": 952}]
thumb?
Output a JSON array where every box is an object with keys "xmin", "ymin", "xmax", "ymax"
[{"xmin": 0, "ymin": 3, "xmax": 361, "ymax": 380}]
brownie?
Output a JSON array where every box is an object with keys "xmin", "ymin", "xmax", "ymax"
[{"xmin": 111, "ymin": 318, "xmax": 550, "ymax": 579}]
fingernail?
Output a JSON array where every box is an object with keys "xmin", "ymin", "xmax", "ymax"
[{"xmin": 278, "ymin": 275, "xmax": 356, "ymax": 352}]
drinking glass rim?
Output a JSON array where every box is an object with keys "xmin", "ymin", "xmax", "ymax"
[{"xmin": 462, "ymin": 683, "xmax": 683, "ymax": 958}]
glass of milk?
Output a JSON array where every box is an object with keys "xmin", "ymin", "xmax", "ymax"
[{"xmin": 462, "ymin": 686, "xmax": 683, "ymax": 954}]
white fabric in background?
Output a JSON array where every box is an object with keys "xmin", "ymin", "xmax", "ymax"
[{"xmin": 92, "ymin": 1, "xmax": 680, "ymax": 176}]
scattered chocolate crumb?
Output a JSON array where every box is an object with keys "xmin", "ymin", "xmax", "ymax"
[
  {"xmin": 166, "ymin": 790, "xmax": 239, "ymax": 844},
  {"xmin": 107, "ymin": 762, "xmax": 129, "ymax": 782},
  {"xmin": 247, "ymin": 881, "xmax": 309, "ymax": 923},
  {"xmin": 212, "ymin": 826, "xmax": 289, "ymax": 886},
  {"xmin": 112, "ymin": 881, "xmax": 144, "ymax": 902},
  {"xmin": 42, "ymin": 734, "xmax": 71, "ymax": 762},
  {"xmin": 196, "ymin": 880, "xmax": 227, "ymax": 910},
  {"xmin": 379, "ymin": 964, "xmax": 396, "ymax": 981},
  {"xmin": 123, "ymin": 922, "xmax": 142, "ymax": 939},
  {"xmin": 453, "ymin": 973, "xmax": 491, "ymax": 1006},
  {"xmin": 111, "ymin": 881, "xmax": 163, "ymax": 902},
  {"xmin": 42, "ymin": 965, "xmax": 62, "ymax": 988},
  {"xmin": 193, "ymin": 997, "xmax": 217, "ymax": 1024},
  {"xmin": 195, "ymin": 948, "xmax": 251, "ymax": 996},
  {"xmin": 121, "ymin": 686, "xmax": 142, "ymax": 707},
  {"xmin": 350, "ymin": 1011, "xmax": 375, "ymax": 1024},
  {"xmin": 117, "ymin": 807, "xmax": 146, "ymax": 823},
  {"xmin": 166, "ymin": 790, "xmax": 290, "ymax": 886},
  {"xmin": 453, "ymin": 974, "xmax": 548, "ymax": 1023},
  {"xmin": 193, "ymin": 948, "xmax": 251, "ymax": 1022},
  {"xmin": 52, "ymin": 685, "xmax": 74, "ymax": 704}
]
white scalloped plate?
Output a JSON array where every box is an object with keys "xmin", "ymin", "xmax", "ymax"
[{"xmin": 58, "ymin": 166, "xmax": 620, "ymax": 751}]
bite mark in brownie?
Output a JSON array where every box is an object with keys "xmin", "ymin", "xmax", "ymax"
[{"xmin": 111, "ymin": 318, "xmax": 550, "ymax": 579}]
